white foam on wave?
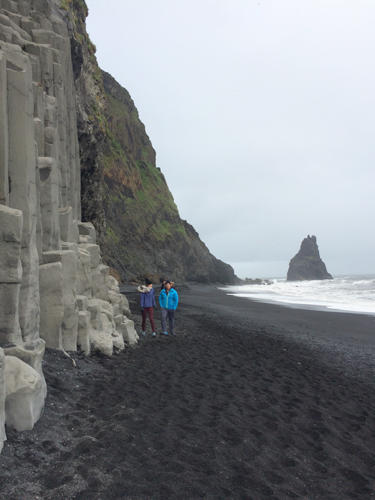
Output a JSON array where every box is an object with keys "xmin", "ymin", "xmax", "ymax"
[{"xmin": 223, "ymin": 275, "xmax": 375, "ymax": 315}]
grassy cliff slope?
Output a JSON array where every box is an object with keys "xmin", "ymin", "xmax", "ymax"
[{"xmin": 63, "ymin": 0, "xmax": 237, "ymax": 283}]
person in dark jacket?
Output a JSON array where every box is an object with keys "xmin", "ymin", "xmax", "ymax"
[
  {"xmin": 138, "ymin": 279, "xmax": 156, "ymax": 337},
  {"xmin": 159, "ymin": 281, "xmax": 179, "ymax": 336}
]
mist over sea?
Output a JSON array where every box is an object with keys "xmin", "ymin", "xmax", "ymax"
[{"xmin": 223, "ymin": 275, "xmax": 375, "ymax": 316}]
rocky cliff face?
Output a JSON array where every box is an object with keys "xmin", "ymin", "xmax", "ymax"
[
  {"xmin": 101, "ymin": 73, "xmax": 236, "ymax": 283},
  {"xmin": 0, "ymin": 0, "xmax": 137, "ymax": 453},
  {"xmin": 63, "ymin": 3, "xmax": 237, "ymax": 284},
  {"xmin": 287, "ymin": 235, "xmax": 333, "ymax": 281}
]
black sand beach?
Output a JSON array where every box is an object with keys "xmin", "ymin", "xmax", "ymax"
[{"xmin": 1, "ymin": 285, "xmax": 375, "ymax": 499}]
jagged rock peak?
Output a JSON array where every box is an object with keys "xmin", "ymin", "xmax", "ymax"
[{"xmin": 287, "ymin": 235, "xmax": 333, "ymax": 281}]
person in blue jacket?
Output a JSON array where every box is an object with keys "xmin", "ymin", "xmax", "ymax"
[{"xmin": 159, "ymin": 280, "xmax": 178, "ymax": 336}]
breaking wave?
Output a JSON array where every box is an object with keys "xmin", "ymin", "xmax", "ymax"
[{"xmin": 223, "ymin": 275, "xmax": 375, "ymax": 315}]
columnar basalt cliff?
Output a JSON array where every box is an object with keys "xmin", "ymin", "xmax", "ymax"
[
  {"xmin": 287, "ymin": 235, "xmax": 333, "ymax": 281},
  {"xmin": 0, "ymin": 0, "xmax": 137, "ymax": 452}
]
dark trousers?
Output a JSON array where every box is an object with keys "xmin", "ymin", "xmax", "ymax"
[
  {"xmin": 161, "ymin": 308, "xmax": 175, "ymax": 335},
  {"xmin": 142, "ymin": 307, "xmax": 155, "ymax": 332}
]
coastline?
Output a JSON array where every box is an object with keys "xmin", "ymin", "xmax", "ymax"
[
  {"xmin": 189, "ymin": 284, "xmax": 375, "ymax": 359},
  {"xmin": 1, "ymin": 284, "xmax": 375, "ymax": 498},
  {"xmin": 182, "ymin": 284, "xmax": 375, "ymax": 384},
  {"xmin": 221, "ymin": 275, "xmax": 375, "ymax": 318},
  {"xmin": 224, "ymin": 291, "xmax": 375, "ymax": 317}
]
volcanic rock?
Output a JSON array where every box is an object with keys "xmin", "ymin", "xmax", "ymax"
[
  {"xmin": 0, "ymin": 0, "xmax": 140, "ymax": 448},
  {"xmin": 287, "ymin": 235, "xmax": 333, "ymax": 281}
]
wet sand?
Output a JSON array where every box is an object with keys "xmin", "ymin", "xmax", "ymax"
[{"xmin": 1, "ymin": 284, "xmax": 375, "ymax": 499}]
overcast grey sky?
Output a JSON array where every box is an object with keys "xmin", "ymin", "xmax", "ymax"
[{"xmin": 86, "ymin": 0, "xmax": 375, "ymax": 278}]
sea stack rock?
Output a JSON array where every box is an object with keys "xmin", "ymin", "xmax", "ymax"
[{"xmin": 287, "ymin": 235, "xmax": 333, "ymax": 281}]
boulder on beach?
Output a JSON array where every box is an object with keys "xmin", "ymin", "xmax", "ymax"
[
  {"xmin": 4, "ymin": 355, "xmax": 46, "ymax": 432},
  {"xmin": 287, "ymin": 235, "xmax": 333, "ymax": 281}
]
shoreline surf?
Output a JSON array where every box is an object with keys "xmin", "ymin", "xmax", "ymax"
[
  {"xmin": 224, "ymin": 292, "xmax": 375, "ymax": 317},
  {"xmin": 222, "ymin": 274, "xmax": 375, "ymax": 317}
]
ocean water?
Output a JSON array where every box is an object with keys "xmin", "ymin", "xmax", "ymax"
[{"xmin": 223, "ymin": 275, "xmax": 375, "ymax": 316}]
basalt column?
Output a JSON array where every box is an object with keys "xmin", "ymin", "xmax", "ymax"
[{"xmin": 7, "ymin": 50, "xmax": 40, "ymax": 343}]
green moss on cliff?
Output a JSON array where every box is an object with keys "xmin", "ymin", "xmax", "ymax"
[
  {"xmin": 65, "ymin": 0, "xmax": 237, "ymax": 283},
  {"xmin": 100, "ymin": 71, "xmax": 236, "ymax": 282}
]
